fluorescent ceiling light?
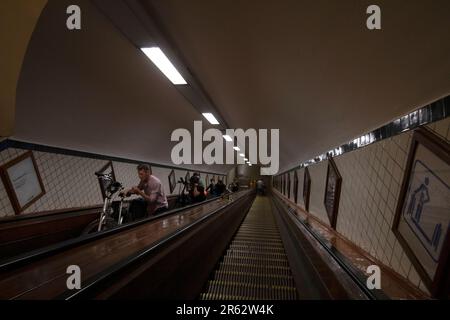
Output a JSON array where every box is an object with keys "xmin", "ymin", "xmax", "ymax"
[
  {"xmin": 202, "ymin": 113, "xmax": 220, "ymax": 125},
  {"xmin": 140, "ymin": 47, "xmax": 187, "ymax": 85},
  {"xmin": 223, "ymin": 135, "xmax": 233, "ymax": 142},
  {"xmin": 244, "ymin": 158, "xmax": 248, "ymax": 161},
  {"xmin": 248, "ymin": 163, "xmax": 252, "ymax": 166},
  {"xmin": 239, "ymin": 153, "xmax": 245, "ymax": 157},
  {"xmin": 233, "ymin": 146, "xmax": 240, "ymax": 151}
]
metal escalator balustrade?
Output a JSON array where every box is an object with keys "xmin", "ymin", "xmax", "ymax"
[{"xmin": 200, "ymin": 196, "xmax": 298, "ymax": 300}]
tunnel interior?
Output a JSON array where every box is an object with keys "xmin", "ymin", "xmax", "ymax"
[{"xmin": 0, "ymin": 0, "xmax": 450, "ymax": 301}]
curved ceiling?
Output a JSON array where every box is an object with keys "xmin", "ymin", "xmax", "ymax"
[
  {"xmin": 147, "ymin": 0, "xmax": 450, "ymax": 172},
  {"xmin": 14, "ymin": 0, "xmax": 231, "ymax": 174},
  {"xmin": 13, "ymin": 0, "xmax": 450, "ymax": 174},
  {"xmin": 0, "ymin": 0, "xmax": 47, "ymax": 136}
]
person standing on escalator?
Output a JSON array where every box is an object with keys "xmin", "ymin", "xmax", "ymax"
[
  {"xmin": 206, "ymin": 178, "xmax": 216, "ymax": 197},
  {"xmin": 122, "ymin": 164, "xmax": 168, "ymax": 217}
]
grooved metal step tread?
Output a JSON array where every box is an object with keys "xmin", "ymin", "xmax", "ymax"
[
  {"xmin": 212, "ymin": 271, "xmax": 295, "ymax": 287},
  {"xmin": 226, "ymin": 249, "xmax": 288, "ymax": 257},
  {"xmin": 228, "ymin": 244, "xmax": 284, "ymax": 253},
  {"xmin": 217, "ymin": 262, "xmax": 292, "ymax": 273},
  {"xmin": 207, "ymin": 280, "xmax": 297, "ymax": 291},
  {"xmin": 200, "ymin": 196, "xmax": 298, "ymax": 300},
  {"xmin": 229, "ymin": 243, "xmax": 285, "ymax": 249}
]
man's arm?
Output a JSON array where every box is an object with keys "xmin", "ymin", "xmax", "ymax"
[{"xmin": 132, "ymin": 186, "xmax": 157, "ymax": 203}]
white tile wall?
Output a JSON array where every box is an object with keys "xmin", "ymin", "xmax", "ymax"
[
  {"xmin": 306, "ymin": 160, "xmax": 330, "ymax": 226},
  {"xmin": 278, "ymin": 117, "xmax": 449, "ymax": 294},
  {"xmin": 286, "ymin": 172, "xmax": 291, "ymax": 199},
  {"xmin": 296, "ymin": 168, "xmax": 305, "ymax": 208},
  {"xmin": 0, "ymin": 148, "xmax": 217, "ymax": 218},
  {"xmin": 0, "ymin": 148, "xmax": 107, "ymax": 218}
]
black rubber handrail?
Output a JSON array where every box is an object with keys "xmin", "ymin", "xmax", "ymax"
[
  {"xmin": 0, "ymin": 205, "xmax": 102, "ymax": 224},
  {"xmin": 272, "ymin": 194, "xmax": 389, "ymax": 300},
  {"xmin": 0, "ymin": 190, "xmax": 249, "ymax": 272}
]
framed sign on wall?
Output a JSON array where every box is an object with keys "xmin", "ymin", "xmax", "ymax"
[
  {"xmin": 96, "ymin": 161, "xmax": 116, "ymax": 200},
  {"xmin": 293, "ymin": 170, "xmax": 299, "ymax": 204},
  {"xmin": 287, "ymin": 172, "xmax": 291, "ymax": 199},
  {"xmin": 0, "ymin": 151, "xmax": 46, "ymax": 214},
  {"xmin": 303, "ymin": 167, "xmax": 311, "ymax": 211},
  {"xmin": 168, "ymin": 169, "xmax": 176, "ymax": 194},
  {"xmin": 323, "ymin": 156, "xmax": 342, "ymax": 229},
  {"xmin": 392, "ymin": 128, "xmax": 450, "ymax": 298},
  {"xmin": 285, "ymin": 174, "xmax": 288, "ymax": 195}
]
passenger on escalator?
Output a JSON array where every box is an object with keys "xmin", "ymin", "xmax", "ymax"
[
  {"xmin": 122, "ymin": 164, "xmax": 168, "ymax": 217},
  {"xmin": 214, "ymin": 180, "xmax": 227, "ymax": 196},
  {"xmin": 189, "ymin": 172, "xmax": 206, "ymax": 203},
  {"xmin": 230, "ymin": 180, "xmax": 239, "ymax": 193},
  {"xmin": 256, "ymin": 179, "xmax": 266, "ymax": 195},
  {"xmin": 206, "ymin": 178, "xmax": 216, "ymax": 196}
]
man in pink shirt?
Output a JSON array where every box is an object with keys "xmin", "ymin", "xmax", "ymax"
[{"xmin": 123, "ymin": 164, "xmax": 168, "ymax": 216}]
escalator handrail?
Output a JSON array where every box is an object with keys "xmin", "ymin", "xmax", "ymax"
[
  {"xmin": 272, "ymin": 194, "xmax": 388, "ymax": 300},
  {"xmin": 0, "ymin": 190, "xmax": 250, "ymax": 272},
  {"xmin": 58, "ymin": 191, "xmax": 255, "ymax": 300}
]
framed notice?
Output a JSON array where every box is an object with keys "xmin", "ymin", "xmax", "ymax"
[
  {"xmin": 392, "ymin": 128, "xmax": 450, "ymax": 297},
  {"xmin": 287, "ymin": 172, "xmax": 291, "ymax": 199},
  {"xmin": 324, "ymin": 156, "xmax": 342, "ymax": 229},
  {"xmin": 303, "ymin": 167, "xmax": 311, "ymax": 211},
  {"xmin": 96, "ymin": 161, "xmax": 116, "ymax": 200},
  {"xmin": 0, "ymin": 151, "xmax": 46, "ymax": 214},
  {"xmin": 168, "ymin": 169, "xmax": 176, "ymax": 194},
  {"xmin": 293, "ymin": 170, "xmax": 299, "ymax": 204}
]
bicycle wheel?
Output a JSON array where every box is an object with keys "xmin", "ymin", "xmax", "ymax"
[{"xmin": 81, "ymin": 217, "xmax": 118, "ymax": 235}]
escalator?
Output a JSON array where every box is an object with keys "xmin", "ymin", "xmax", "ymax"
[
  {"xmin": 0, "ymin": 190, "xmax": 371, "ymax": 299},
  {"xmin": 0, "ymin": 191, "xmax": 255, "ymax": 300},
  {"xmin": 200, "ymin": 196, "xmax": 298, "ymax": 300}
]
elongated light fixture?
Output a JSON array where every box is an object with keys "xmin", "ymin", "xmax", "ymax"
[
  {"xmin": 233, "ymin": 146, "xmax": 240, "ymax": 151},
  {"xmin": 141, "ymin": 47, "xmax": 187, "ymax": 85},
  {"xmin": 202, "ymin": 113, "xmax": 220, "ymax": 125}
]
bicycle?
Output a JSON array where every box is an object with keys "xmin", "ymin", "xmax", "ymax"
[
  {"xmin": 82, "ymin": 172, "xmax": 129, "ymax": 234},
  {"xmin": 174, "ymin": 177, "xmax": 192, "ymax": 208}
]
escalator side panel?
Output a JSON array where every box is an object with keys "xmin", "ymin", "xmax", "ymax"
[
  {"xmin": 81, "ymin": 193, "xmax": 256, "ymax": 299},
  {"xmin": 270, "ymin": 198, "xmax": 334, "ymax": 299}
]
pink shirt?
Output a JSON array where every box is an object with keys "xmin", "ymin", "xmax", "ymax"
[{"xmin": 138, "ymin": 175, "xmax": 168, "ymax": 214}]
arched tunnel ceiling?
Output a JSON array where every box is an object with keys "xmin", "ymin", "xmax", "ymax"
[
  {"xmin": 147, "ymin": 0, "xmax": 450, "ymax": 172},
  {"xmin": 14, "ymin": 0, "xmax": 232, "ymax": 174},
  {"xmin": 14, "ymin": 0, "xmax": 450, "ymax": 175}
]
